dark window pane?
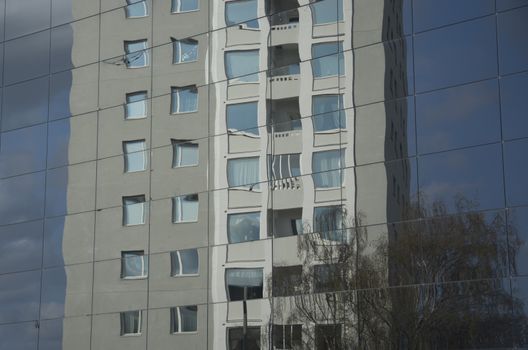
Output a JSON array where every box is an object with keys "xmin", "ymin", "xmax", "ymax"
[
  {"xmin": 414, "ymin": 17, "xmax": 497, "ymax": 92},
  {"xmin": 273, "ymin": 265, "xmax": 302, "ymax": 296},
  {"xmin": 416, "ymin": 79, "xmax": 501, "ymax": 154},
  {"xmin": 419, "ymin": 144, "xmax": 504, "ymax": 214},
  {"xmin": 228, "ymin": 327, "xmax": 260, "ymax": 350},
  {"xmin": 413, "ymin": 0, "xmax": 494, "ymax": 32},
  {"xmin": 501, "ymin": 71, "xmax": 528, "ymax": 140},
  {"xmin": 504, "ymin": 139, "xmax": 528, "ymax": 207},
  {"xmin": 498, "ymin": 7, "xmax": 528, "ymax": 75},
  {"xmin": 226, "ymin": 268, "xmax": 263, "ymax": 301},
  {"xmin": 315, "ymin": 324, "xmax": 342, "ymax": 350}
]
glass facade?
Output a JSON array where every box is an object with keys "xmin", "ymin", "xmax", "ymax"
[{"xmin": 0, "ymin": 0, "xmax": 527, "ymax": 349}]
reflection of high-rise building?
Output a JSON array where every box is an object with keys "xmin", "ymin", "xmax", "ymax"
[{"xmin": 0, "ymin": 0, "xmax": 528, "ymax": 349}]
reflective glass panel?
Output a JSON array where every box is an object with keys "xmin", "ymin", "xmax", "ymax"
[
  {"xmin": 227, "ymin": 101, "xmax": 259, "ymax": 135},
  {"xmin": 225, "ymin": 50, "xmax": 259, "ymax": 82},
  {"xmin": 172, "ymin": 194, "xmax": 199, "ymax": 222},
  {"xmin": 225, "ymin": 0, "xmax": 259, "ymax": 28}
]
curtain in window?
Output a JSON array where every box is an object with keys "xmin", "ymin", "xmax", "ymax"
[
  {"xmin": 312, "ymin": 150, "xmax": 344, "ymax": 188},
  {"xmin": 312, "ymin": 42, "xmax": 344, "ymax": 78},
  {"xmin": 126, "ymin": 92, "xmax": 147, "ymax": 119},
  {"xmin": 173, "ymin": 39, "xmax": 198, "ymax": 63},
  {"xmin": 225, "ymin": 50, "xmax": 259, "ymax": 82},
  {"xmin": 227, "ymin": 157, "xmax": 260, "ymax": 188},
  {"xmin": 173, "ymin": 194, "xmax": 199, "ymax": 222},
  {"xmin": 226, "ymin": 102, "xmax": 259, "ymax": 135},
  {"xmin": 125, "ymin": 0, "xmax": 147, "ymax": 17},
  {"xmin": 227, "ymin": 212, "xmax": 260, "ymax": 243},
  {"xmin": 172, "ymin": 0, "xmax": 199, "ymax": 12},
  {"xmin": 121, "ymin": 311, "xmax": 140, "ymax": 334},
  {"xmin": 171, "ymin": 249, "xmax": 199, "ymax": 275},
  {"xmin": 171, "ymin": 86, "xmax": 198, "ymax": 113},
  {"xmin": 172, "ymin": 141, "xmax": 199, "ymax": 167},
  {"xmin": 125, "ymin": 40, "xmax": 149, "ymax": 67},
  {"xmin": 311, "ymin": 0, "xmax": 343, "ymax": 24},
  {"xmin": 225, "ymin": 0, "xmax": 259, "ymax": 28},
  {"xmin": 123, "ymin": 196, "xmax": 145, "ymax": 225},
  {"xmin": 124, "ymin": 140, "xmax": 146, "ymax": 172},
  {"xmin": 314, "ymin": 206, "xmax": 344, "ymax": 241},
  {"xmin": 312, "ymin": 95, "xmax": 346, "ymax": 132},
  {"xmin": 122, "ymin": 252, "xmax": 147, "ymax": 277}
]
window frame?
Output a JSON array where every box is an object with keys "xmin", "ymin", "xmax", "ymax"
[
  {"xmin": 122, "ymin": 195, "xmax": 146, "ymax": 226},
  {"xmin": 171, "ymin": 0, "xmax": 199, "ymax": 14},
  {"xmin": 225, "ymin": 267, "xmax": 264, "ymax": 301},
  {"xmin": 125, "ymin": 91, "xmax": 148, "ymax": 120},
  {"xmin": 121, "ymin": 251, "xmax": 148, "ymax": 280},
  {"xmin": 171, "ymin": 37, "xmax": 199, "ymax": 64},
  {"xmin": 226, "ymin": 156, "xmax": 261, "ymax": 190},
  {"xmin": 224, "ymin": 49, "xmax": 260, "ymax": 84},
  {"xmin": 171, "ymin": 85, "xmax": 199, "ymax": 114},
  {"xmin": 311, "ymin": 94, "xmax": 346, "ymax": 133},
  {"xmin": 311, "ymin": 41, "xmax": 345, "ymax": 79},
  {"xmin": 125, "ymin": 0, "xmax": 148, "ymax": 18},
  {"xmin": 172, "ymin": 194, "xmax": 199, "ymax": 223},
  {"xmin": 171, "ymin": 139, "xmax": 199, "ymax": 168},
  {"xmin": 124, "ymin": 39, "xmax": 149, "ymax": 68},
  {"xmin": 310, "ymin": 0, "xmax": 343, "ymax": 25},
  {"xmin": 227, "ymin": 211, "xmax": 261, "ymax": 243},
  {"xmin": 170, "ymin": 305, "xmax": 198, "ymax": 334},
  {"xmin": 311, "ymin": 149, "xmax": 345, "ymax": 189},
  {"xmin": 170, "ymin": 249, "xmax": 199, "ymax": 277},
  {"xmin": 120, "ymin": 310, "xmax": 142, "ymax": 336},
  {"xmin": 123, "ymin": 139, "xmax": 147, "ymax": 173}
]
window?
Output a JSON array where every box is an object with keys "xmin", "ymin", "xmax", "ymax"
[
  {"xmin": 225, "ymin": 50, "xmax": 259, "ymax": 83},
  {"xmin": 121, "ymin": 251, "xmax": 148, "ymax": 279},
  {"xmin": 315, "ymin": 324, "xmax": 342, "ymax": 350},
  {"xmin": 310, "ymin": 0, "xmax": 343, "ymax": 24},
  {"xmin": 172, "ymin": 38, "xmax": 198, "ymax": 64},
  {"xmin": 120, "ymin": 310, "xmax": 142, "ymax": 335},
  {"xmin": 172, "ymin": 194, "xmax": 199, "ymax": 223},
  {"xmin": 314, "ymin": 206, "xmax": 345, "ymax": 241},
  {"xmin": 170, "ymin": 305, "xmax": 197, "ymax": 333},
  {"xmin": 227, "ymin": 157, "xmax": 260, "ymax": 189},
  {"xmin": 123, "ymin": 140, "xmax": 146, "ymax": 173},
  {"xmin": 312, "ymin": 95, "xmax": 346, "ymax": 132},
  {"xmin": 225, "ymin": 268, "xmax": 263, "ymax": 301},
  {"xmin": 171, "ymin": 140, "xmax": 199, "ymax": 167},
  {"xmin": 313, "ymin": 264, "xmax": 344, "ymax": 293},
  {"xmin": 124, "ymin": 40, "xmax": 149, "ymax": 68},
  {"xmin": 227, "ymin": 212, "xmax": 260, "ymax": 243},
  {"xmin": 269, "ymin": 154, "xmax": 301, "ymax": 180},
  {"xmin": 171, "ymin": 0, "xmax": 198, "ymax": 13},
  {"xmin": 171, "ymin": 86, "xmax": 198, "ymax": 113},
  {"xmin": 225, "ymin": 0, "xmax": 259, "ymax": 29},
  {"xmin": 226, "ymin": 101, "xmax": 259, "ymax": 136},
  {"xmin": 125, "ymin": 91, "xmax": 147, "ymax": 119},
  {"xmin": 312, "ymin": 42, "xmax": 344, "ymax": 78},
  {"xmin": 123, "ymin": 195, "xmax": 146, "ymax": 226},
  {"xmin": 228, "ymin": 327, "xmax": 261, "ymax": 350},
  {"xmin": 125, "ymin": 0, "xmax": 148, "ymax": 18},
  {"xmin": 170, "ymin": 249, "xmax": 199, "ymax": 276},
  {"xmin": 312, "ymin": 149, "xmax": 344, "ymax": 188},
  {"xmin": 273, "ymin": 324, "xmax": 302, "ymax": 349},
  {"xmin": 272, "ymin": 266, "xmax": 302, "ymax": 297}
]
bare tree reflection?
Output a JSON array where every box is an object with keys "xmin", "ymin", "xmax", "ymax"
[{"xmin": 269, "ymin": 196, "xmax": 527, "ymax": 349}]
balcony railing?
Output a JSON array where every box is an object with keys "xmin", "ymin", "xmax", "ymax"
[{"xmin": 271, "ymin": 177, "xmax": 302, "ymax": 190}]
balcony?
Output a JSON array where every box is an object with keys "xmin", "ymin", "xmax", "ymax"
[
  {"xmin": 267, "ymin": 98, "xmax": 302, "ymax": 154},
  {"xmin": 269, "ymin": 8, "xmax": 299, "ymax": 46},
  {"xmin": 267, "ymin": 44, "xmax": 300, "ymax": 99},
  {"xmin": 268, "ymin": 208, "xmax": 303, "ymax": 237}
]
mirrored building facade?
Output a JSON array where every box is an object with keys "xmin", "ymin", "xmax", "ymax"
[{"xmin": 0, "ymin": 0, "xmax": 527, "ymax": 348}]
